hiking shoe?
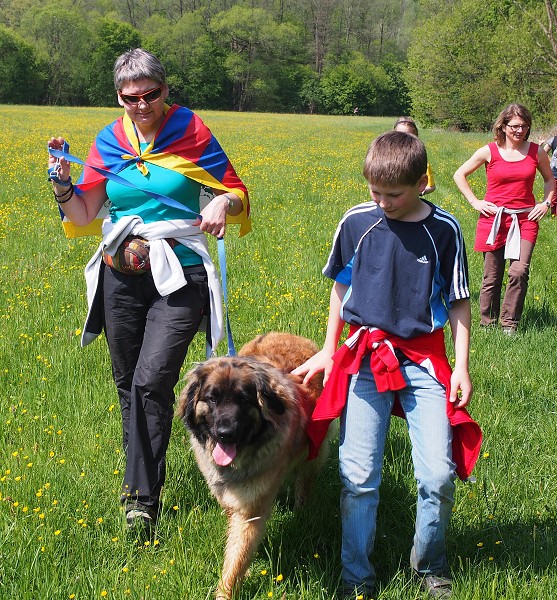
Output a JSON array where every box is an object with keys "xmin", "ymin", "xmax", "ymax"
[
  {"xmin": 126, "ymin": 508, "xmax": 154, "ymax": 529},
  {"xmin": 501, "ymin": 326, "xmax": 517, "ymax": 336},
  {"xmin": 125, "ymin": 504, "xmax": 157, "ymax": 540},
  {"xmin": 417, "ymin": 573, "xmax": 452, "ymax": 598}
]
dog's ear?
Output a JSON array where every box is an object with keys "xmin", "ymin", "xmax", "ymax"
[
  {"xmin": 176, "ymin": 367, "xmax": 202, "ymax": 428},
  {"xmin": 183, "ymin": 383, "xmax": 199, "ymax": 430},
  {"xmin": 182, "ymin": 379, "xmax": 210, "ymax": 444},
  {"xmin": 255, "ymin": 371, "xmax": 286, "ymax": 415}
]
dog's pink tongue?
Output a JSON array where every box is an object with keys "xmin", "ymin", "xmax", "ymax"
[{"xmin": 213, "ymin": 442, "xmax": 237, "ymax": 466}]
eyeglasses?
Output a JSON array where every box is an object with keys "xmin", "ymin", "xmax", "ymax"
[
  {"xmin": 119, "ymin": 86, "xmax": 163, "ymax": 106},
  {"xmin": 506, "ymin": 123, "xmax": 529, "ymax": 131}
]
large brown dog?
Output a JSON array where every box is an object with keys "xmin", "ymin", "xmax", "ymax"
[{"xmin": 177, "ymin": 332, "xmax": 327, "ymax": 600}]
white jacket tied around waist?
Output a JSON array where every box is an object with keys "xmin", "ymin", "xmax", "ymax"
[
  {"xmin": 82, "ymin": 216, "xmax": 223, "ymax": 350},
  {"xmin": 486, "ymin": 206, "xmax": 532, "ymax": 260}
]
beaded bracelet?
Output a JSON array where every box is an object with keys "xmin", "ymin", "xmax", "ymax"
[{"xmin": 53, "ymin": 182, "xmax": 74, "ymax": 204}]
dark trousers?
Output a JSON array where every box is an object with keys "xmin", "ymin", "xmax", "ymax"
[
  {"xmin": 103, "ymin": 265, "xmax": 208, "ymax": 513},
  {"xmin": 480, "ymin": 239, "xmax": 534, "ymax": 329}
]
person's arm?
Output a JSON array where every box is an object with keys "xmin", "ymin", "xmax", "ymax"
[
  {"xmin": 453, "ymin": 145, "xmax": 498, "ymax": 217},
  {"xmin": 422, "ymin": 163, "xmax": 436, "ymax": 194},
  {"xmin": 541, "ymin": 135, "xmax": 555, "ymax": 154},
  {"xmin": 447, "ymin": 298, "xmax": 472, "ymax": 408},
  {"xmin": 527, "ymin": 145, "xmax": 554, "ymax": 221},
  {"xmin": 47, "ymin": 137, "xmax": 108, "ymax": 226},
  {"xmin": 291, "ymin": 281, "xmax": 348, "ymax": 385},
  {"xmin": 195, "ymin": 191, "xmax": 242, "ymax": 238}
]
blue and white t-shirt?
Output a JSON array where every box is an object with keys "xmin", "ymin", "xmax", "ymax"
[{"xmin": 324, "ymin": 200, "xmax": 470, "ymax": 339}]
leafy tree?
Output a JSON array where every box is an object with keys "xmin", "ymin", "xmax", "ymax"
[
  {"xmin": 320, "ymin": 52, "xmax": 393, "ymax": 115},
  {"xmin": 143, "ymin": 12, "xmax": 230, "ymax": 109},
  {"xmin": 380, "ymin": 55, "xmax": 411, "ymax": 116},
  {"xmin": 0, "ymin": 0, "xmax": 436, "ymax": 115},
  {"xmin": 87, "ymin": 18, "xmax": 142, "ymax": 106},
  {"xmin": 0, "ymin": 25, "xmax": 47, "ymax": 104},
  {"xmin": 19, "ymin": 2, "xmax": 93, "ymax": 104},
  {"xmin": 406, "ymin": 0, "xmax": 502, "ymax": 129},
  {"xmin": 407, "ymin": 0, "xmax": 557, "ymax": 129},
  {"xmin": 298, "ymin": 65, "xmax": 323, "ymax": 113},
  {"xmin": 210, "ymin": 5, "xmax": 306, "ymax": 111}
]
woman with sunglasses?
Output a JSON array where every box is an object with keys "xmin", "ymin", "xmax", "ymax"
[
  {"xmin": 46, "ymin": 48, "xmax": 250, "ymax": 534},
  {"xmin": 454, "ymin": 103, "xmax": 553, "ymax": 335}
]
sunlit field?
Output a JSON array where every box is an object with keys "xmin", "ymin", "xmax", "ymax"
[{"xmin": 1, "ymin": 105, "xmax": 556, "ymax": 599}]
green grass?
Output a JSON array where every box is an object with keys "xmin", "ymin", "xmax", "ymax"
[{"xmin": 1, "ymin": 106, "xmax": 556, "ymax": 599}]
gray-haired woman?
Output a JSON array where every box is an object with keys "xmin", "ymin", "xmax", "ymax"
[{"xmin": 47, "ymin": 48, "xmax": 250, "ymax": 534}]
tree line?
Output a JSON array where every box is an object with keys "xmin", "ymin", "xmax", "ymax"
[
  {"xmin": 0, "ymin": 0, "xmax": 413, "ymax": 115},
  {"xmin": 1, "ymin": 0, "xmax": 557, "ymax": 128}
]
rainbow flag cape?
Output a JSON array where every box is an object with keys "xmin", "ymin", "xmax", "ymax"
[{"xmin": 64, "ymin": 103, "xmax": 250, "ymax": 238}]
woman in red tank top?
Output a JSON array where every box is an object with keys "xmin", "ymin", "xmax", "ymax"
[{"xmin": 453, "ymin": 103, "xmax": 554, "ymax": 334}]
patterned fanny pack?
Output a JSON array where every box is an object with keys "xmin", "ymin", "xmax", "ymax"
[{"xmin": 102, "ymin": 236, "xmax": 178, "ymax": 275}]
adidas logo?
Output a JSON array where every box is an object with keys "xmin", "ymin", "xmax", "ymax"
[{"xmin": 417, "ymin": 255, "xmax": 429, "ymax": 264}]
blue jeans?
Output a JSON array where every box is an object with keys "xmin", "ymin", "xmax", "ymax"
[{"xmin": 339, "ymin": 357, "xmax": 456, "ymax": 590}]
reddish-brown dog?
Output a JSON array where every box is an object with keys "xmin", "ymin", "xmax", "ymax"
[{"xmin": 177, "ymin": 332, "xmax": 327, "ymax": 600}]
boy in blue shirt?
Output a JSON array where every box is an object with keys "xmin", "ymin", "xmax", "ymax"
[{"xmin": 294, "ymin": 131, "xmax": 478, "ymax": 599}]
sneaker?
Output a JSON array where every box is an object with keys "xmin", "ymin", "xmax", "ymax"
[
  {"xmin": 416, "ymin": 573, "xmax": 452, "ymax": 599},
  {"xmin": 501, "ymin": 326, "xmax": 517, "ymax": 336}
]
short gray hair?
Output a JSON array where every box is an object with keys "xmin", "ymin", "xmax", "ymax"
[{"xmin": 113, "ymin": 48, "xmax": 166, "ymax": 90}]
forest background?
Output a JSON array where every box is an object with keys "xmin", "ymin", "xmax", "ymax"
[{"xmin": 2, "ymin": 0, "xmax": 557, "ymax": 130}]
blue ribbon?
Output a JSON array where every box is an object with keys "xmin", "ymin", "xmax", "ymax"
[
  {"xmin": 217, "ymin": 237, "xmax": 236, "ymax": 356},
  {"xmin": 48, "ymin": 145, "xmax": 237, "ymax": 356},
  {"xmin": 47, "ymin": 145, "xmax": 201, "ymax": 219}
]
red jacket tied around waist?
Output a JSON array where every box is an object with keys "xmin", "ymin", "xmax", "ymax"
[{"xmin": 306, "ymin": 326, "xmax": 482, "ymax": 481}]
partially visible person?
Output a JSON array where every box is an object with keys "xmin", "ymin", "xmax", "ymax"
[
  {"xmin": 394, "ymin": 116, "xmax": 436, "ymax": 194},
  {"xmin": 541, "ymin": 134, "xmax": 557, "ymax": 215},
  {"xmin": 293, "ymin": 131, "xmax": 481, "ymax": 600},
  {"xmin": 47, "ymin": 48, "xmax": 250, "ymax": 534},
  {"xmin": 454, "ymin": 103, "xmax": 553, "ymax": 335}
]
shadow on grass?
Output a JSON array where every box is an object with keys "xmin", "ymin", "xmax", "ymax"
[
  {"xmin": 466, "ymin": 281, "xmax": 557, "ymax": 332},
  {"xmin": 520, "ymin": 304, "xmax": 557, "ymax": 331},
  {"xmin": 235, "ymin": 421, "xmax": 557, "ymax": 598}
]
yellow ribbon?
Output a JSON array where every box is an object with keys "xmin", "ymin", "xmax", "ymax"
[{"xmin": 120, "ymin": 104, "xmax": 172, "ymax": 176}]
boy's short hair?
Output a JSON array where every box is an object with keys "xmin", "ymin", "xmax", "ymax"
[{"xmin": 363, "ymin": 130, "xmax": 427, "ymax": 186}]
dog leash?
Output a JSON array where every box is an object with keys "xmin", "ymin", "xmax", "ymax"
[
  {"xmin": 48, "ymin": 145, "xmax": 238, "ymax": 357},
  {"xmin": 217, "ymin": 237, "xmax": 236, "ymax": 356}
]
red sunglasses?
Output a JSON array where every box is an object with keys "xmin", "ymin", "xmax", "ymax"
[{"xmin": 119, "ymin": 86, "xmax": 163, "ymax": 106}]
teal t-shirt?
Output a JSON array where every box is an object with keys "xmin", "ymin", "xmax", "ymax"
[{"xmin": 106, "ymin": 149, "xmax": 203, "ymax": 266}]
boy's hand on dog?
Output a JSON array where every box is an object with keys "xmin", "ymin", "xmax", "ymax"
[{"xmin": 291, "ymin": 350, "xmax": 334, "ymax": 386}]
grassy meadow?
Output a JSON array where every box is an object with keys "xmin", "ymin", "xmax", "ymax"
[{"xmin": 1, "ymin": 105, "xmax": 557, "ymax": 599}]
